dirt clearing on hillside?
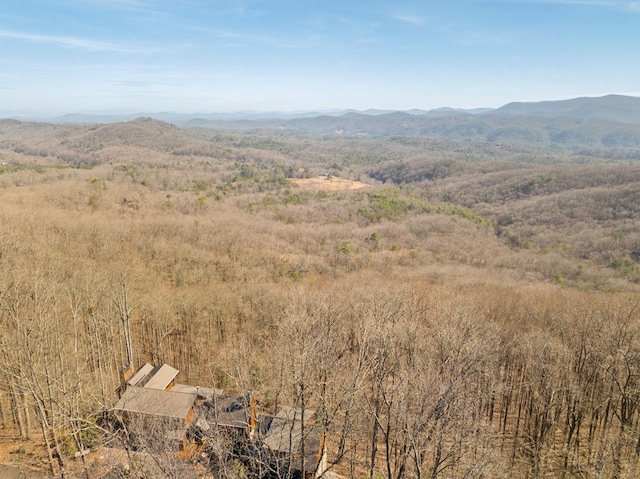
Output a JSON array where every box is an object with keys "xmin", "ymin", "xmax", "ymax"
[{"xmin": 291, "ymin": 176, "xmax": 370, "ymax": 191}]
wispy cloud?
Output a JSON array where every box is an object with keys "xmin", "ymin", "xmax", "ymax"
[
  {"xmin": 457, "ymin": 31, "xmax": 510, "ymax": 46},
  {"xmin": 0, "ymin": 29, "xmax": 157, "ymax": 53},
  {"xmin": 55, "ymin": 0, "xmax": 174, "ymax": 19},
  {"xmin": 104, "ymin": 80, "xmax": 181, "ymax": 96},
  {"xmin": 114, "ymin": 80, "xmax": 183, "ymax": 89},
  {"xmin": 491, "ymin": 0, "xmax": 640, "ymax": 9},
  {"xmin": 60, "ymin": 0, "xmax": 154, "ymax": 8},
  {"xmin": 196, "ymin": 26, "xmax": 322, "ymax": 50},
  {"xmin": 85, "ymin": 0, "xmax": 145, "ymax": 5},
  {"xmin": 392, "ymin": 13, "xmax": 426, "ymax": 25},
  {"xmin": 524, "ymin": 0, "xmax": 614, "ymax": 4},
  {"xmin": 225, "ymin": 3, "xmax": 269, "ymax": 18}
]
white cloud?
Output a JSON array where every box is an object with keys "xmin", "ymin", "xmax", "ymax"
[
  {"xmin": 492, "ymin": 0, "xmax": 640, "ymax": 8},
  {"xmin": 458, "ymin": 31, "xmax": 510, "ymax": 46},
  {"xmin": 392, "ymin": 14, "xmax": 426, "ymax": 25},
  {"xmin": 59, "ymin": 0, "xmax": 153, "ymax": 8},
  {"xmin": 196, "ymin": 26, "xmax": 322, "ymax": 50},
  {"xmin": 52, "ymin": 0, "xmax": 173, "ymax": 19},
  {"xmin": 0, "ymin": 29, "xmax": 158, "ymax": 53}
]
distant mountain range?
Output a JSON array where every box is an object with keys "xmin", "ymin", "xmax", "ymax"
[
  {"xmin": 178, "ymin": 95, "xmax": 640, "ymax": 149},
  {"xmin": 5, "ymin": 94, "xmax": 640, "ymax": 150},
  {"xmin": 42, "ymin": 106, "xmax": 492, "ymax": 124}
]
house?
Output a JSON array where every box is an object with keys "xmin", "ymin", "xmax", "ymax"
[
  {"xmin": 204, "ymin": 393, "xmax": 257, "ymax": 431},
  {"xmin": 189, "ymin": 391, "xmax": 257, "ymax": 451},
  {"xmin": 258, "ymin": 407, "xmax": 327, "ymax": 479},
  {"xmin": 112, "ymin": 364, "xmax": 327, "ymax": 478},
  {"xmin": 114, "ymin": 363, "xmax": 208, "ymax": 451},
  {"xmin": 128, "ymin": 363, "xmax": 179, "ymax": 390},
  {"xmin": 113, "ymin": 386, "xmax": 198, "ymax": 450},
  {"xmin": 123, "ymin": 362, "xmax": 221, "ymax": 397}
]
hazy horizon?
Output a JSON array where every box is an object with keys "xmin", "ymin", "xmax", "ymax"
[
  {"xmin": 5, "ymin": 93, "xmax": 640, "ymax": 121},
  {"xmin": 2, "ymin": 104, "xmax": 497, "ymax": 120}
]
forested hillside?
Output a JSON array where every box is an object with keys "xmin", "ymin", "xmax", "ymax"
[{"xmin": 1, "ymin": 117, "xmax": 640, "ymax": 478}]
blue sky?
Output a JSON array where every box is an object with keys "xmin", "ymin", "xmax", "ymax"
[{"xmin": 1, "ymin": 0, "xmax": 639, "ymax": 115}]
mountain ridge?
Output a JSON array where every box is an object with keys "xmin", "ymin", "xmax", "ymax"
[
  {"xmin": 493, "ymin": 94, "xmax": 640, "ymax": 124},
  {"xmin": 3, "ymin": 94, "xmax": 640, "ymax": 150}
]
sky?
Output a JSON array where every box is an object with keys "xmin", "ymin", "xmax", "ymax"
[{"xmin": 1, "ymin": 0, "xmax": 639, "ymax": 116}]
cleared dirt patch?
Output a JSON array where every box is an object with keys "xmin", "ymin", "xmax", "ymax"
[{"xmin": 291, "ymin": 176, "xmax": 370, "ymax": 191}]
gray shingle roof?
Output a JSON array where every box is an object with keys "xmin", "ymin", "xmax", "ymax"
[
  {"xmin": 126, "ymin": 363, "xmax": 180, "ymax": 391},
  {"xmin": 262, "ymin": 416, "xmax": 300, "ymax": 453},
  {"xmin": 275, "ymin": 407, "xmax": 315, "ymax": 422},
  {"xmin": 204, "ymin": 395, "xmax": 252, "ymax": 428},
  {"xmin": 143, "ymin": 364, "xmax": 179, "ymax": 390},
  {"xmin": 114, "ymin": 386, "xmax": 197, "ymax": 420},
  {"xmin": 261, "ymin": 408, "xmax": 317, "ymax": 453},
  {"xmin": 172, "ymin": 384, "xmax": 223, "ymax": 399},
  {"xmin": 127, "ymin": 363, "xmax": 154, "ymax": 387}
]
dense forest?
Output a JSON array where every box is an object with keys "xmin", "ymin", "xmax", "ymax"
[{"xmin": 1, "ymin": 113, "xmax": 640, "ymax": 478}]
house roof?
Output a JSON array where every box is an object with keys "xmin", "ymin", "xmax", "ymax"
[
  {"xmin": 143, "ymin": 364, "xmax": 179, "ymax": 390},
  {"xmin": 109, "ymin": 451, "xmax": 200, "ymax": 479},
  {"xmin": 275, "ymin": 407, "xmax": 315, "ymax": 422},
  {"xmin": 127, "ymin": 363, "xmax": 154, "ymax": 387},
  {"xmin": 261, "ymin": 416, "xmax": 300, "ymax": 453},
  {"xmin": 126, "ymin": 363, "xmax": 179, "ymax": 391},
  {"xmin": 260, "ymin": 408, "xmax": 317, "ymax": 454},
  {"xmin": 259, "ymin": 414, "xmax": 323, "ymax": 473},
  {"xmin": 172, "ymin": 384, "xmax": 223, "ymax": 399},
  {"xmin": 203, "ymin": 395, "xmax": 252, "ymax": 428},
  {"xmin": 114, "ymin": 386, "xmax": 197, "ymax": 420}
]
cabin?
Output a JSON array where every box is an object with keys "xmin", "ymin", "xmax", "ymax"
[
  {"xmin": 129, "ymin": 363, "xmax": 178, "ymax": 389},
  {"xmin": 119, "ymin": 362, "xmax": 220, "ymax": 398},
  {"xmin": 258, "ymin": 407, "xmax": 327, "ymax": 479},
  {"xmin": 188, "ymin": 391, "xmax": 258, "ymax": 456},
  {"xmin": 113, "ymin": 386, "xmax": 198, "ymax": 450},
  {"xmin": 112, "ymin": 363, "xmax": 326, "ymax": 478},
  {"xmin": 202, "ymin": 392, "xmax": 257, "ymax": 432},
  {"xmin": 113, "ymin": 363, "xmax": 213, "ymax": 451}
]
